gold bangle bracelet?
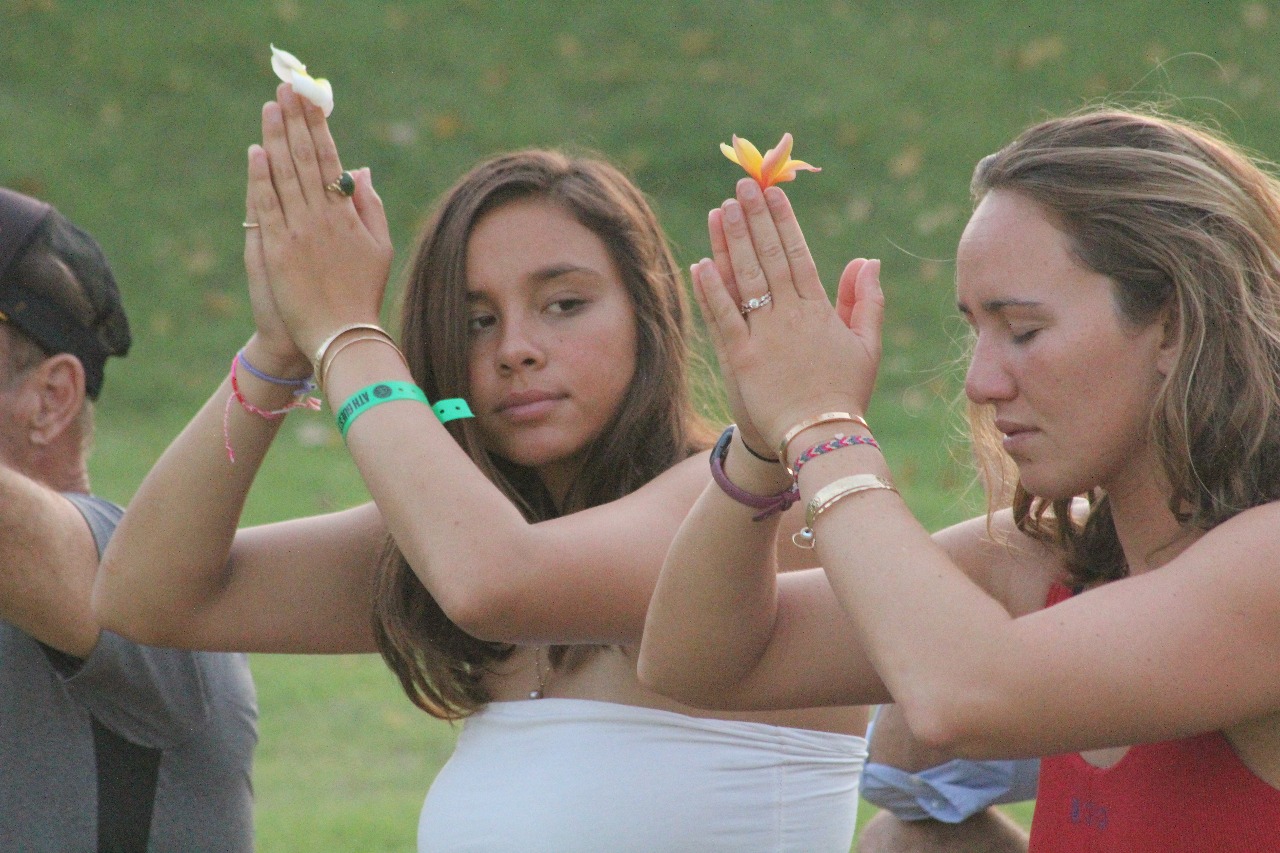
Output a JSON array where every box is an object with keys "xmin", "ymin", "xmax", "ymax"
[
  {"xmin": 319, "ymin": 333, "xmax": 408, "ymax": 394},
  {"xmin": 777, "ymin": 411, "xmax": 870, "ymax": 476},
  {"xmin": 792, "ymin": 473, "xmax": 896, "ymax": 549},
  {"xmin": 311, "ymin": 322, "xmax": 389, "ymax": 377}
]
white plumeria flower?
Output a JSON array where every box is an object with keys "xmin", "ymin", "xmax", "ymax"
[{"xmin": 270, "ymin": 44, "xmax": 334, "ymax": 116}]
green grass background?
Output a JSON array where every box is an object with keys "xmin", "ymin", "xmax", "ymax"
[{"xmin": 7, "ymin": 0, "xmax": 1280, "ymax": 848}]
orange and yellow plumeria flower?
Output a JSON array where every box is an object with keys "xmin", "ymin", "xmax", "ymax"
[{"xmin": 720, "ymin": 133, "xmax": 820, "ymax": 189}]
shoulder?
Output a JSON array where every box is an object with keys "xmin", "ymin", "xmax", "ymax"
[
  {"xmin": 1208, "ymin": 498, "xmax": 1280, "ymax": 534},
  {"xmin": 934, "ymin": 508, "xmax": 1066, "ymax": 616},
  {"xmin": 1185, "ymin": 500, "xmax": 1280, "ymax": 579}
]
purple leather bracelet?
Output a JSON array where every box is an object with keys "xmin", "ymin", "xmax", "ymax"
[{"xmin": 709, "ymin": 426, "xmax": 800, "ymax": 521}]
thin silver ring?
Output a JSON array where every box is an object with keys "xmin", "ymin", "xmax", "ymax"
[
  {"xmin": 739, "ymin": 292, "xmax": 772, "ymax": 316},
  {"xmin": 242, "ymin": 222, "xmax": 260, "ymax": 229}
]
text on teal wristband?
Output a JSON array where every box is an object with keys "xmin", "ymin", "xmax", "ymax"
[{"xmin": 336, "ymin": 381, "xmax": 429, "ymax": 438}]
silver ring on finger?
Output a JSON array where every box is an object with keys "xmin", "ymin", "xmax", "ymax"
[{"xmin": 739, "ymin": 292, "xmax": 772, "ymax": 316}]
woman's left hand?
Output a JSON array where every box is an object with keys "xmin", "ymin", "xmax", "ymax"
[
  {"xmin": 693, "ymin": 178, "xmax": 884, "ymax": 452},
  {"xmin": 248, "ymin": 82, "xmax": 394, "ymax": 357}
]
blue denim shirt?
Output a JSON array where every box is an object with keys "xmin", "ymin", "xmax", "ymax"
[{"xmin": 859, "ymin": 707, "xmax": 1040, "ymax": 822}]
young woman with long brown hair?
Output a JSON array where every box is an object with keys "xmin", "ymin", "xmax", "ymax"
[{"xmin": 94, "ymin": 84, "xmax": 867, "ymax": 852}]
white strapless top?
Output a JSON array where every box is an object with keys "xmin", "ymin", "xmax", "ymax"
[{"xmin": 418, "ymin": 698, "xmax": 866, "ymax": 852}]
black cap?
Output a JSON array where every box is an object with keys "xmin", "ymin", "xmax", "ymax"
[{"xmin": 0, "ymin": 187, "xmax": 131, "ymax": 398}]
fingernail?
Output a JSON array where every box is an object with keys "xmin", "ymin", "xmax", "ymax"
[
  {"xmin": 723, "ymin": 201, "xmax": 743, "ymax": 223},
  {"xmin": 738, "ymin": 179, "xmax": 760, "ymax": 200}
]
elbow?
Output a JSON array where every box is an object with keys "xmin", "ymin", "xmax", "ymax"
[
  {"xmin": 636, "ymin": 649, "xmax": 742, "ymax": 711},
  {"xmin": 894, "ymin": 688, "xmax": 1007, "ymax": 760},
  {"xmin": 92, "ymin": 596, "xmax": 165, "ymax": 647},
  {"xmin": 897, "ymin": 703, "xmax": 969, "ymax": 756},
  {"xmin": 433, "ymin": 582, "xmax": 523, "ymax": 644},
  {"xmin": 635, "ymin": 652, "xmax": 685, "ymax": 701},
  {"xmin": 91, "ymin": 564, "xmax": 179, "ymax": 647}
]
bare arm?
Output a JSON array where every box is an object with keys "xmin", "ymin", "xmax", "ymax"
[
  {"xmin": 864, "ymin": 512, "xmax": 1059, "ymax": 771},
  {"xmin": 856, "ymin": 809, "xmax": 1028, "ymax": 853},
  {"xmin": 92, "ymin": 336, "xmax": 385, "ymax": 653},
  {"xmin": 305, "ymin": 333, "xmax": 711, "ymax": 645},
  {"xmin": 93, "ymin": 125, "xmax": 385, "ymax": 653},
  {"xmin": 243, "ymin": 84, "xmax": 759, "ymax": 647},
  {"xmin": 0, "ymin": 463, "xmax": 101, "ymax": 656},
  {"xmin": 653, "ymin": 176, "xmax": 1280, "ymax": 758}
]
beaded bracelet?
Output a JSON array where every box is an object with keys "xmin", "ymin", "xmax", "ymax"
[
  {"xmin": 792, "ymin": 474, "xmax": 897, "ymax": 549},
  {"xmin": 709, "ymin": 426, "xmax": 799, "ymax": 521},
  {"xmin": 792, "ymin": 433, "xmax": 880, "ymax": 479}
]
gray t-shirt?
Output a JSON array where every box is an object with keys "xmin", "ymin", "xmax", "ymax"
[{"xmin": 0, "ymin": 493, "xmax": 258, "ymax": 852}]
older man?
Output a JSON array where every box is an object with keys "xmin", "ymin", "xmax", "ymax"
[{"xmin": 0, "ymin": 187, "xmax": 257, "ymax": 852}]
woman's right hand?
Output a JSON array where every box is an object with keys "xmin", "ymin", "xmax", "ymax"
[
  {"xmin": 700, "ymin": 207, "xmax": 775, "ymax": 462},
  {"xmin": 243, "ymin": 149, "xmax": 309, "ymax": 374}
]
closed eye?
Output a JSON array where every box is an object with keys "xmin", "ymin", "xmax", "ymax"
[{"xmin": 547, "ymin": 297, "xmax": 587, "ymax": 315}]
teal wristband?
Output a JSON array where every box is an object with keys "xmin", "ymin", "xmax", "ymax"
[
  {"xmin": 432, "ymin": 398, "xmax": 473, "ymax": 423},
  {"xmin": 336, "ymin": 382, "xmax": 429, "ymax": 438}
]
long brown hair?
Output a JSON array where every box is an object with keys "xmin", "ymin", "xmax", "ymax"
[
  {"xmin": 373, "ymin": 150, "xmax": 715, "ymax": 719},
  {"xmin": 968, "ymin": 109, "xmax": 1280, "ymax": 585}
]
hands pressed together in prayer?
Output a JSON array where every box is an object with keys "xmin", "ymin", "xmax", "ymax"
[
  {"xmin": 242, "ymin": 83, "xmax": 394, "ymax": 379},
  {"xmin": 693, "ymin": 176, "xmax": 884, "ymax": 461}
]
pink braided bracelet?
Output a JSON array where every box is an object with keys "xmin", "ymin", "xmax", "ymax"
[{"xmin": 792, "ymin": 433, "xmax": 880, "ymax": 479}]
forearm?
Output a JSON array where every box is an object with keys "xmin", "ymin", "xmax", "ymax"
[
  {"xmin": 637, "ymin": 434, "xmax": 789, "ymax": 705},
  {"xmin": 863, "ymin": 704, "xmax": 1040, "ymax": 824},
  {"xmin": 798, "ymin": 445, "xmax": 1023, "ymax": 752},
  {"xmin": 94, "ymin": 337, "xmax": 301, "ymax": 644},
  {"xmin": 318, "ymin": 343, "xmax": 577, "ymax": 634}
]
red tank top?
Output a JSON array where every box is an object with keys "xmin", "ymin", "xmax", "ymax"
[{"xmin": 1028, "ymin": 583, "xmax": 1280, "ymax": 851}]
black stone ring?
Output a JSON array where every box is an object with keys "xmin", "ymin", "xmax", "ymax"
[{"xmin": 324, "ymin": 171, "xmax": 355, "ymax": 197}]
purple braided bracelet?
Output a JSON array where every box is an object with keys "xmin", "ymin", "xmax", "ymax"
[{"xmin": 709, "ymin": 426, "xmax": 799, "ymax": 521}]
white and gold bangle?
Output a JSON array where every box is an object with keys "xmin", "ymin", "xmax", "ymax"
[{"xmin": 792, "ymin": 474, "xmax": 896, "ymax": 549}]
